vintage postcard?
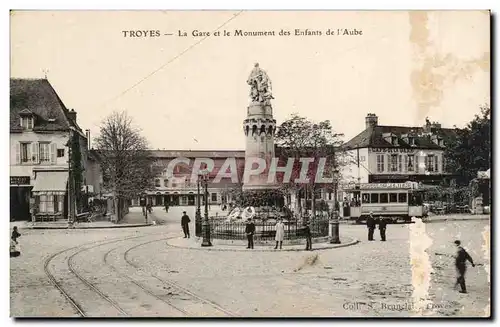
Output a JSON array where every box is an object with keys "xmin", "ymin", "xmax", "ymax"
[{"xmin": 9, "ymin": 10, "xmax": 490, "ymax": 318}]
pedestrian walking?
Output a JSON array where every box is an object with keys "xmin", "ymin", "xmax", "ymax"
[
  {"xmin": 379, "ymin": 217, "xmax": 388, "ymax": 241},
  {"xmin": 454, "ymin": 240, "xmax": 475, "ymax": 293},
  {"xmin": 10, "ymin": 226, "xmax": 21, "ymax": 258},
  {"xmin": 366, "ymin": 212, "xmax": 376, "ymax": 241},
  {"xmin": 181, "ymin": 211, "xmax": 191, "ymax": 238},
  {"xmin": 274, "ymin": 218, "xmax": 285, "ymax": 250},
  {"xmin": 304, "ymin": 221, "xmax": 312, "ymax": 251},
  {"xmin": 245, "ymin": 218, "xmax": 255, "ymax": 249},
  {"xmin": 165, "ymin": 202, "xmax": 169, "ymax": 213},
  {"xmin": 140, "ymin": 196, "xmax": 147, "ymax": 217}
]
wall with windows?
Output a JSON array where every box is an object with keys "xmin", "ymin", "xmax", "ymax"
[
  {"xmin": 367, "ymin": 148, "xmax": 444, "ymax": 175},
  {"xmin": 340, "ymin": 148, "xmax": 370, "ymax": 184},
  {"xmin": 10, "ymin": 131, "xmax": 70, "ymax": 180}
]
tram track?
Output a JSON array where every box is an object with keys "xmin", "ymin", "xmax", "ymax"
[
  {"xmin": 43, "ymin": 233, "xmax": 163, "ymax": 317},
  {"xmin": 43, "ymin": 231, "xmax": 236, "ymax": 317},
  {"xmin": 102, "ymin": 239, "xmax": 190, "ymax": 316},
  {"xmin": 124, "ymin": 238, "xmax": 239, "ymax": 317}
]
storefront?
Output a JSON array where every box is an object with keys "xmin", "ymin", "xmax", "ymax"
[
  {"xmin": 10, "ymin": 176, "xmax": 32, "ymax": 221},
  {"xmin": 31, "ymin": 171, "xmax": 68, "ymax": 222}
]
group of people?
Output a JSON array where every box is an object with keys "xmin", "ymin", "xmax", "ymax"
[
  {"xmin": 244, "ymin": 218, "xmax": 312, "ymax": 251},
  {"xmin": 366, "ymin": 212, "xmax": 388, "ymax": 241}
]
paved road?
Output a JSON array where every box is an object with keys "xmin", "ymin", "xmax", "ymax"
[{"xmin": 10, "ymin": 208, "xmax": 490, "ymax": 317}]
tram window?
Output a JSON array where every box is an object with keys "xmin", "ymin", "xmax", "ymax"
[
  {"xmin": 409, "ymin": 193, "xmax": 423, "ymax": 206},
  {"xmin": 370, "ymin": 193, "xmax": 379, "ymax": 203},
  {"xmin": 362, "ymin": 194, "xmax": 370, "ymax": 203},
  {"xmin": 389, "ymin": 193, "xmax": 398, "ymax": 203},
  {"xmin": 380, "ymin": 193, "xmax": 389, "ymax": 203},
  {"xmin": 398, "ymin": 193, "xmax": 407, "ymax": 203}
]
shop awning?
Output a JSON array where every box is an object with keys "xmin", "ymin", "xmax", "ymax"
[{"xmin": 32, "ymin": 171, "xmax": 68, "ymax": 195}]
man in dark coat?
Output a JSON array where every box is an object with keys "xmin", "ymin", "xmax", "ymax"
[
  {"xmin": 304, "ymin": 221, "xmax": 312, "ymax": 251},
  {"xmin": 378, "ymin": 217, "xmax": 388, "ymax": 241},
  {"xmin": 181, "ymin": 211, "xmax": 191, "ymax": 238},
  {"xmin": 454, "ymin": 240, "xmax": 475, "ymax": 293},
  {"xmin": 366, "ymin": 212, "xmax": 376, "ymax": 241},
  {"xmin": 245, "ymin": 218, "xmax": 256, "ymax": 249}
]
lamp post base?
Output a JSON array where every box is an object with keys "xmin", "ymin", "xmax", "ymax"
[
  {"xmin": 201, "ymin": 240, "xmax": 213, "ymax": 247},
  {"xmin": 329, "ymin": 211, "xmax": 341, "ymax": 244},
  {"xmin": 201, "ymin": 220, "xmax": 212, "ymax": 247}
]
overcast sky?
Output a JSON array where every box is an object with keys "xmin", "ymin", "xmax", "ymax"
[{"xmin": 10, "ymin": 10, "xmax": 490, "ymax": 150}]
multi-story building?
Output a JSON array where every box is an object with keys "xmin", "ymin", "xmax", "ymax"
[
  {"xmin": 132, "ymin": 150, "xmax": 246, "ymax": 207},
  {"xmin": 10, "ymin": 78, "xmax": 98, "ymax": 222},
  {"xmin": 341, "ymin": 113, "xmax": 455, "ymax": 187}
]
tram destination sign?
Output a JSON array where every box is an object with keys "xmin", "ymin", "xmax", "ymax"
[
  {"xmin": 10, "ymin": 176, "xmax": 30, "ymax": 185},
  {"xmin": 356, "ymin": 182, "xmax": 415, "ymax": 189}
]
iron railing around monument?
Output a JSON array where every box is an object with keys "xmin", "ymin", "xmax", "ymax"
[{"xmin": 207, "ymin": 214, "xmax": 330, "ymax": 241}]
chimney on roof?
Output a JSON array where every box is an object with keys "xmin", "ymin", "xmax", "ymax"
[
  {"xmin": 85, "ymin": 129, "xmax": 91, "ymax": 150},
  {"xmin": 365, "ymin": 113, "xmax": 378, "ymax": 129},
  {"xmin": 68, "ymin": 109, "xmax": 77, "ymax": 123}
]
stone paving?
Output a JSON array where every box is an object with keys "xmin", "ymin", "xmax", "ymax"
[{"xmin": 9, "ymin": 207, "xmax": 490, "ymax": 317}]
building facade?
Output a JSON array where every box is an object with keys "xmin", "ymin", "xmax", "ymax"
[
  {"xmin": 10, "ymin": 78, "xmax": 97, "ymax": 222},
  {"xmin": 130, "ymin": 150, "xmax": 246, "ymax": 207},
  {"xmin": 341, "ymin": 113, "xmax": 454, "ymax": 187}
]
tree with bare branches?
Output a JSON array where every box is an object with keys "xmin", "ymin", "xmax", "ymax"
[
  {"xmin": 94, "ymin": 111, "xmax": 158, "ymax": 222},
  {"xmin": 275, "ymin": 114, "xmax": 345, "ymax": 217}
]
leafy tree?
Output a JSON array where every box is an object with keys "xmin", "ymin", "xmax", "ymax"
[
  {"xmin": 94, "ymin": 111, "xmax": 158, "ymax": 221},
  {"xmin": 444, "ymin": 105, "xmax": 490, "ymax": 186},
  {"xmin": 274, "ymin": 114, "xmax": 345, "ymax": 217}
]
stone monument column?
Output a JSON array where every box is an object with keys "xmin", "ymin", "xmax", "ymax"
[{"xmin": 243, "ymin": 63, "xmax": 277, "ymax": 191}]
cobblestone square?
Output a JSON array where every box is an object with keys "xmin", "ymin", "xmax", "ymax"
[{"xmin": 10, "ymin": 208, "xmax": 490, "ymax": 317}]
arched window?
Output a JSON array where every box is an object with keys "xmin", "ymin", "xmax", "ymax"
[
  {"xmin": 267, "ymin": 125, "xmax": 273, "ymax": 136},
  {"xmin": 252, "ymin": 125, "xmax": 257, "ymax": 136},
  {"xmin": 245, "ymin": 125, "xmax": 249, "ymax": 136},
  {"xmin": 260, "ymin": 125, "xmax": 266, "ymax": 135}
]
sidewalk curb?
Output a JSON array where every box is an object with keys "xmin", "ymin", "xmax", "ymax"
[
  {"xmin": 25, "ymin": 223, "xmax": 153, "ymax": 230},
  {"xmin": 166, "ymin": 237, "xmax": 360, "ymax": 252}
]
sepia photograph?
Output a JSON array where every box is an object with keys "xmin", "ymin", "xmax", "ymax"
[{"xmin": 8, "ymin": 9, "xmax": 491, "ymax": 318}]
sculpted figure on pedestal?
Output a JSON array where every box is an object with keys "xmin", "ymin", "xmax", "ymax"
[{"xmin": 247, "ymin": 63, "xmax": 274, "ymax": 105}]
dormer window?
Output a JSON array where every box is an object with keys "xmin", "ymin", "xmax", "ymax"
[
  {"xmin": 20, "ymin": 116, "xmax": 34, "ymax": 129},
  {"xmin": 402, "ymin": 133, "xmax": 416, "ymax": 146},
  {"xmin": 383, "ymin": 133, "xmax": 398, "ymax": 145},
  {"xmin": 431, "ymin": 135, "xmax": 444, "ymax": 147}
]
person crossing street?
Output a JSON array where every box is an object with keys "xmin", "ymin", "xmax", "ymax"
[{"xmin": 454, "ymin": 240, "xmax": 475, "ymax": 294}]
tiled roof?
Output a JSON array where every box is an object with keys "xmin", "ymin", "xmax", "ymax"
[
  {"xmin": 342, "ymin": 125, "xmax": 457, "ymax": 150},
  {"xmin": 148, "ymin": 150, "xmax": 246, "ymax": 158},
  {"xmin": 10, "ymin": 78, "xmax": 82, "ymax": 133}
]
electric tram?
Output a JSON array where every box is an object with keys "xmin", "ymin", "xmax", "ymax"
[{"xmin": 342, "ymin": 181, "xmax": 428, "ymax": 222}]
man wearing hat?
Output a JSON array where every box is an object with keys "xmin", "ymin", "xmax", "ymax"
[
  {"xmin": 181, "ymin": 211, "xmax": 191, "ymax": 238},
  {"xmin": 245, "ymin": 218, "xmax": 256, "ymax": 249},
  {"xmin": 454, "ymin": 240, "xmax": 475, "ymax": 293},
  {"xmin": 366, "ymin": 212, "xmax": 376, "ymax": 241}
]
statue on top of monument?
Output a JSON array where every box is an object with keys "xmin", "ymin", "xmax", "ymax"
[{"xmin": 247, "ymin": 63, "xmax": 274, "ymax": 105}]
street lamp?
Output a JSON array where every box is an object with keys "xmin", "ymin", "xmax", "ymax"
[
  {"xmin": 199, "ymin": 170, "xmax": 212, "ymax": 247},
  {"xmin": 195, "ymin": 173, "xmax": 202, "ymax": 236},
  {"xmin": 329, "ymin": 168, "xmax": 341, "ymax": 244}
]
